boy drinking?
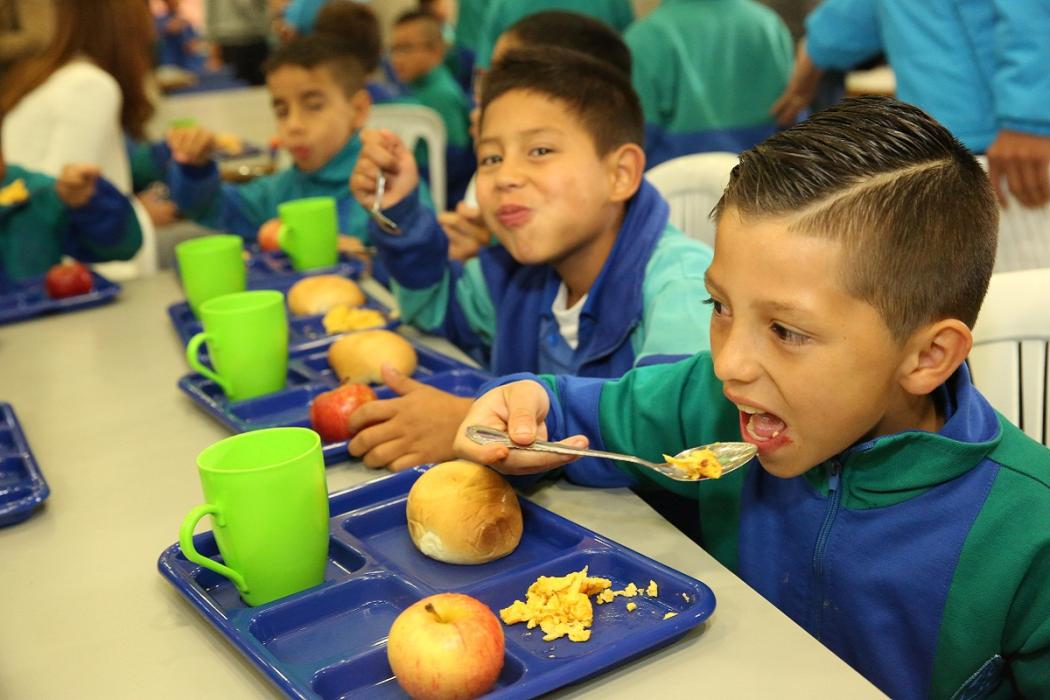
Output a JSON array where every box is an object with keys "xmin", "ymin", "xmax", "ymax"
[
  {"xmin": 454, "ymin": 96, "xmax": 1050, "ymax": 698},
  {"xmin": 166, "ymin": 35, "xmax": 382, "ymax": 244},
  {"xmin": 345, "ymin": 48, "xmax": 714, "ymax": 481}
]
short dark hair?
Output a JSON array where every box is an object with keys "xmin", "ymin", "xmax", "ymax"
[
  {"xmin": 480, "ymin": 47, "xmax": 644, "ymax": 156},
  {"xmin": 503, "ymin": 10, "xmax": 631, "ymax": 77},
  {"xmin": 715, "ymin": 96, "xmax": 998, "ymax": 340},
  {"xmin": 393, "ymin": 9, "xmax": 443, "ymax": 44},
  {"xmin": 262, "ymin": 34, "xmax": 366, "ymax": 97},
  {"xmin": 312, "ymin": 1, "xmax": 381, "ymax": 74}
]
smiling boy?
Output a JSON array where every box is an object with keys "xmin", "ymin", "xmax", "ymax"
[
  {"xmin": 454, "ymin": 97, "xmax": 1050, "ymax": 698},
  {"xmin": 345, "ymin": 48, "xmax": 714, "ymax": 480},
  {"xmin": 165, "ymin": 35, "xmax": 379, "ymax": 243}
]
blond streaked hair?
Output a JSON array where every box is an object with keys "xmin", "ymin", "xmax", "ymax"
[{"xmin": 714, "ymin": 96, "xmax": 998, "ymax": 342}]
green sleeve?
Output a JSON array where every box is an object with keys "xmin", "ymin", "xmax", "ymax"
[{"xmin": 393, "ymin": 257, "xmax": 496, "ymax": 346}]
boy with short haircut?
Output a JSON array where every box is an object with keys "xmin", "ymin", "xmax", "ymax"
[
  {"xmin": 165, "ymin": 35, "xmax": 379, "ymax": 244},
  {"xmin": 311, "ymin": 1, "xmax": 403, "ymax": 105},
  {"xmin": 454, "ymin": 97, "xmax": 1050, "ymax": 698},
  {"xmin": 1, "ymin": 133, "xmax": 142, "ymax": 283},
  {"xmin": 345, "ymin": 48, "xmax": 714, "ymax": 482},
  {"xmin": 389, "ymin": 10, "xmax": 473, "ymax": 205}
]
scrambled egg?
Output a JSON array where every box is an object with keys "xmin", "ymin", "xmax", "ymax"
[
  {"xmin": 0, "ymin": 178, "xmax": 29, "ymax": 206},
  {"xmin": 499, "ymin": 566, "xmax": 611, "ymax": 642},
  {"xmin": 596, "ymin": 579, "xmax": 659, "ymax": 605},
  {"xmin": 662, "ymin": 448, "xmax": 723, "ymax": 480},
  {"xmin": 322, "ymin": 305, "xmax": 386, "ymax": 334},
  {"xmin": 626, "ymin": 602, "xmax": 637, "ymax": 612}
]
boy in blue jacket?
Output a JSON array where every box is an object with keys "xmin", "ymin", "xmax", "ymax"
[
  {"xmin": 1, "ymin": 140, "xmax": 142, "ymax": 284},
  {"xmin": 166, "ymin": 35, "xmax": 380, "ymax": 244},
  {"xmin": 345, "ymin": 48, "xmax": 714, "ymax": 481},
  {"xmin": 454, "ymin": 96, "xmax": 1050, "ymax": 699}
]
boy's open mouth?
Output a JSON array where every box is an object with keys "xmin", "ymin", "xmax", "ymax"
[{"xmin": 737, "ymin": 405, "xmax": 788, "ymax": 444}]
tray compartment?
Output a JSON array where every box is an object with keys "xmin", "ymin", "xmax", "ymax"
[{"xmin": 0, "ymin": 271, "xmax": 120, "ymax": 325}]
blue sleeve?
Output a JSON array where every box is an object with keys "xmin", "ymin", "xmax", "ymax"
[
  {"xmin": 991, "ymin": 0, "xmax": 1050, "ymax": 136},
  {"xmin": 371, "ymin": 189, "xmax": 492, "ymax": 358},
  {"xmin": 805, "ymin": 0, "xmax": 883, "ymax": 71},
  {"xmin": 167, "ymin": 160, "xmax": 269, "ymax": 239},
  {"xmin": 63, "ymin": 177, "xmax": 142, "ymax": 262}
]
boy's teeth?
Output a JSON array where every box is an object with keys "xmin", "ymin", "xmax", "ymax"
[{"xmin": 737, "ymin": 405, "xmax": 761, "ymax": 414}]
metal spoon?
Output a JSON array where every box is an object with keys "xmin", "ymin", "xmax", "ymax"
[
  {"xmin": 368, "ymin": 171, "xmax": 400, "ymax": 235},
  {"xmin": 466, "ymin": 426, "xmax": 757, "ymax": 482}
]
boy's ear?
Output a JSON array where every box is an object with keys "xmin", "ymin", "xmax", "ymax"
[
  {"xmin": 606, "ymin": 143, "xmax": 645, "ymax": 204},
  {"xmin": 350, "ymin": 88, "xmax": 372, "ymax": 131},
  {"xmin": 898, "ymin": 319, "xmax": 973, "ymax": 396}
]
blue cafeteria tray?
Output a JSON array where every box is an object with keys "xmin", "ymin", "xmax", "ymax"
[
  {"xmin": 177, "ymin": 344, "xmax": 489, "ymax": 465},
  {"xmin": 167, "ymin": 295, "xmax": 399, "ymax": 357},
  {"xmin": 0, "ymin": 271, "xmax": 120, "ymax": 325},
  {"xmin": 0, "ymin": 403, "xmax": 50, "ymax": 527},
  {"xmin": 246, "ymin": 250, "xmax": 366, "ymax": 288},
  {"xmin": 288, "ymin": 344, "xmax": 471, "ymax": 385},
  {"xmin": 157, "ymin": 467, "xmax": 717, "ymax": 699}
]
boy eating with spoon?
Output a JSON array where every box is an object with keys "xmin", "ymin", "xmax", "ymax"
[{"xmin": 454, "ymin": 97, "xmax": 1050, "ymax": 698}]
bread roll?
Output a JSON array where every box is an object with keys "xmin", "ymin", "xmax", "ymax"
[
  {"xmin": 407, "ymin": 461, "xmax": 523, "ymax": 565},
  {"xmin": 287, "ymin": 275, "xmax": 365, "ymax": 316},
  {"xmin": 327, "ymin": 330, "xmax": 417, "ymax": 384}
]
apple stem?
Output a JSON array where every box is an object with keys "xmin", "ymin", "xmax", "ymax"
[{"xmin": 425, "ymin": 602, "xmax": 445, "ymax": 623}]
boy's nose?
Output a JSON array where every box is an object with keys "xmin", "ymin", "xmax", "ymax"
[
  {"xmin": 712, "ymin": 325, "xmax": 761, "ymax": 385},
  {"xmin": 493, "ymin": 158, "xmax": 525, "ymax": 190}
]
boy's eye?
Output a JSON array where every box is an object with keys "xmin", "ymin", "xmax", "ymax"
[
  {"xmin": 478, "ymin": 153, "xmax": 501, "ymax": 167},
  {"xmin": 771, "ymin": 322, "xmax": 808, "ymax": 345},
  {"xmin": 703, "ymin": 296, "xmax": 725, "ymax": 316},
  {"xmin": 304, "ymin": 100, "xmax": 325, "ymax": 112},
  {"xmin": 529, "ymin": 146, "xmax": 553, "ymax": 157},
  {"xmin": 274, "ymin": 105, "xmax": 289, "ymax": 119}
]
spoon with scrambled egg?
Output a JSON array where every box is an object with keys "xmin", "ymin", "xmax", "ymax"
[{"xmin": 466, "ymin": 426, "xmax": 756, "ymax": 481}]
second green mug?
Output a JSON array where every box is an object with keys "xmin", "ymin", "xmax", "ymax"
[
  {"xmin": 179, "ymin": 428, "xmax": 330, "ymax": 606},
  {"xmin": 278, "ymin": 196, "xmax": 338, "ymax": 270},
  {"xmin": 186, "ymin": 290, "xmax": 288, "ymax": 402},
  {"xmin": 174, "ymin": 234, "xmax": 247, "ymax": 317}
]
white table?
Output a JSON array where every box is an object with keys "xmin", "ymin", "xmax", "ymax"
[{"xmin": 0, "ymin": 273, "xmax": 884, "ymax": 698}]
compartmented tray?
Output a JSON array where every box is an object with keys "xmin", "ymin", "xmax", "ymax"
[
  {"xmin": 287, "ymin": 344, "xmax": 472, "ymax": 385},
  {"xmin": 167, "ymin": 294, "xmax": 399, "ymax": 357},
  {"xmin": 246, "ymin": 250, "xmax": 366, "ymax": 289},
  {"xmin": 0, "ymin": 271, "xmax": 120, "ymax": 325},
  {"xmin": 178, "ymin": 342, "xmax": 490, "ymax": 465},
  {"xmin": 0, "ymin": 403, "xmax": 50, "ymax": 527},
  {"xmin": 158, "ymin": 468, "xmax": 717, "ymax": 699}
]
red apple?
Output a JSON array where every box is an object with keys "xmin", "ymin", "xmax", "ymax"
[
  {"xmin": 258, "ymin": 218, "xmax": 282, "ymax": 252},
  {"xmin": 387, "ymin": 593, "xmax": 505, "ymax": 700},
  {"xmin": 44, "ymin": 261, "xmax": 93, "ymax": 299},
  {"xmin": 309, "ymin": 383, "xmax": 376, "ymax": 443}
]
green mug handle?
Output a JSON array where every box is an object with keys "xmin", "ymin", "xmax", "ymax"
[
  {"xmin": 178, "ymin": 503, "xmax": 249, "ymax": 594},
  {"xmin": 186, "ymin": 332, "xmax": 231, "ymax": 395},
  {"xmin": 277, "ymin": 223, "xmax": 291, "ymax": 253}
]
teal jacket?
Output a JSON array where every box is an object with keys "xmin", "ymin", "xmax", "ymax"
[
  {"xmin": 805, "ymin": 0, "xmax": 1050, "ymax": 152},
  {"xmin": 516, "ymin": 354, "xmax": 1050, "ymax": 698},
  {"xmin": 168, "ymin": 134, "xmax": 377, "ymax": 243},
  {"xmin": 625, "ymin": 0, "xmax": 794, "ymax": 167},
  {"xmin": 0, "ymin": 165, "xmax": 142, "ymax": 283},
  {"xmin": 474, "ymin": 0, "xmax": 635, "ymax": 68}
]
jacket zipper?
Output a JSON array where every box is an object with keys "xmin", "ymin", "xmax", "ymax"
[{"xmin": 812, "ymin": 461, "xmax": 842, "ymax": 639}]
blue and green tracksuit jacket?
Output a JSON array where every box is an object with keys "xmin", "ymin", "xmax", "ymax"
[
  {"xmin": 502, "ymin": 354, "xmax": 1050, "ymax": 698},
  {"xmin": 0, "ymin": 165, "xmax": 142, "ymax": 284},
  {"xmin": 805, "ymin": 0, "xmax": 1050, "ymax": 153},
  {"xmin": 369, "ymin": 179, "xmax": 715, "ymax": 485},
  {"xmin": 625, "ymin": 0, "xmax": 794, "ymax": 167}
]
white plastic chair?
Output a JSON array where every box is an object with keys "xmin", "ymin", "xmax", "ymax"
[
  {"xmin": 645, "ymin": 152, "xmax": 738, "ymax": 248},
  {"xmin": 366, "ymin": 104, "xmax": 448, "ymax": 212},
  {"xmin": 969, "ymin": 268, "xmax": 1050, "ymax": 445},
  {"xmin": 975, "ymin": 156, "xmax": 1050, "ymax": 274}
]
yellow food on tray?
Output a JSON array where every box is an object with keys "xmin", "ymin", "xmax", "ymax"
[
  {"xmin": 322, "ymin": 305, "xmax": 386, "ymax": 334},
  {"xmin": 499, "ymin": 566, "xmax": 611, "ymax": 642},
  {"xmin": 0, "ymin": 178, "xmax": 29, "ymax": 206},
  {"xmin": 661, "ymin": 448, "xmax": 723, "ymax": 480}
]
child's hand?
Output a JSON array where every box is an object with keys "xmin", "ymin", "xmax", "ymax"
[
  {"xmin": 55, "ymin": 164, "xmax": 101, "ymax": 208},
  {"xmin": 349, "ymin": 128, "xmax": 419, "ymax": 211},
  {"xmin": 347, "ymin": 365, "xmax": 471, "ymax": 471},
  {"xmin": 452, "ymin": 380, "xmax": 589, "ymax": 475},
  {"xmin": 438, "ymin": 202, "xmax": 490, "ymax": 261},
  {"xmin": 167, "ymin": 126, "xmax": 216, "ymax": 166}
]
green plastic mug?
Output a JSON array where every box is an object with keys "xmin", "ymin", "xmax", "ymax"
[
  {"xmin": 175, "ymin": 234, "xmax": 246, "ymax": 316},
  {"xmin": 179, "ymin": 428, "xmax": 330, "ymax": 606},
  {"xmin": 277, "ymin": 196, "xmax": 338, "ymax": 270},
  {"xmin": 185, "ymin": 290, "xmax": 288, "ymax": 402}
]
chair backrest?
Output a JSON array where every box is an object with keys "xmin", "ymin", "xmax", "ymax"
[
  {"xmin": 645, "ymin": 152, "xmax": 738, "ymax": 247},
  {"xmin": 975, "ymin": 156, "xmax": 1050, "ymax": 274},
  {"xmin": 366, "ymin": 103, "xmax": 448, "ymax": 212},
  {"xmin": 969, "ymin": 268, "xmax": 1050, "ymax": 445}
]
